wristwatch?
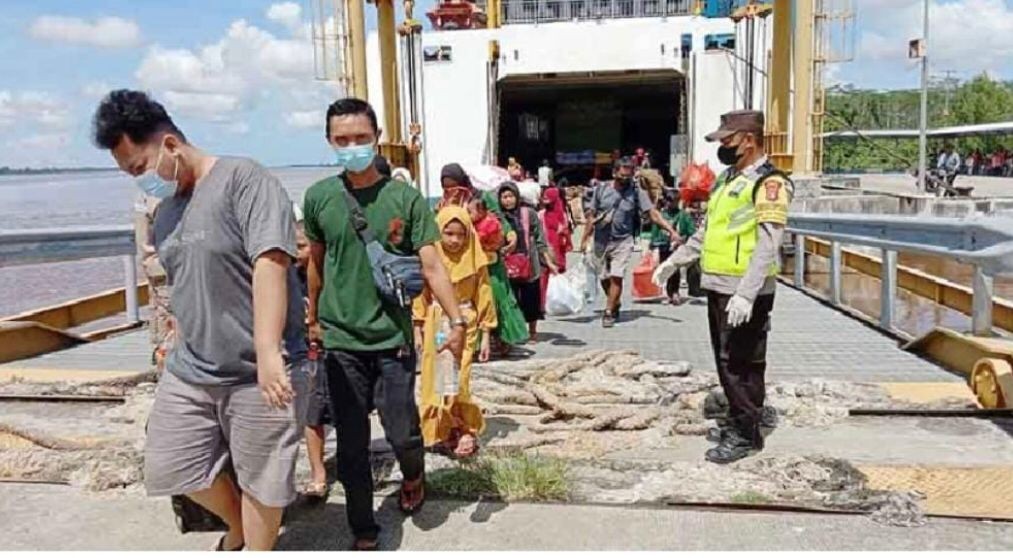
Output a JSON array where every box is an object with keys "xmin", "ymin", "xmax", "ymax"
[{"xmin": 449, "ymin": 317, "xmax": 468, "ymax": 329}]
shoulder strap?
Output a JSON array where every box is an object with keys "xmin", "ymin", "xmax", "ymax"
[{"xmin": 338, "ymin": 177, "xmax": 377, "ymax": 244}]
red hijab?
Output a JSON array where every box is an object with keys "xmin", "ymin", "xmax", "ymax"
[{"xmin": 541, "ymin": 187, "xmax": 568, "ymax": 234}]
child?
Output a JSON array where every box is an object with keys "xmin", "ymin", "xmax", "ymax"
[
  {"xmin": 413, "ymin": 206, "xmax": 496, "ymax": 458},
  {"xmin": 650, "ymin": 194, "xmax": 685, "ymax": 304},
  {"xmin": 294, "ymin": 204, "xmax": 331, "ymax": 500},
  {"xmin": 468, "ymin": 197, "xmax": 504, "ymax": 256},
  {"xmin": 467, "ymin": 197, "xmax": 529, "ymax": 353}
]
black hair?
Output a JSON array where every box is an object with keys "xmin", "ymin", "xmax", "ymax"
[
  {"xmin": 325, "ymin": 97, "xmax": 379, "ymax": 137},
  {"xmin": 92, "ymin": 89, "xmax": 186, "ymax": 150},
  {"xmin": 468, "ymin": 197, "xmax": 488, "ymax": 211}
]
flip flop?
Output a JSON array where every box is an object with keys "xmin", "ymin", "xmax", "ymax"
[
  {"xmin": 349, "ymin": 538, "xmax": 379, "ymax": 551},
  {"xmin": 398, "ymin": 475, "xmax": 426, "ymax": 515},
  {"xmin": 212, "ymin": 534, "xmax": 244, "ymax": 552}
]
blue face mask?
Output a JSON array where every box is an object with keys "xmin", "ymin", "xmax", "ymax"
[
  {"xmin": 135, "ymin": 145, "xmax": 179, "ymax": 199},
  {"xmin": 335, "ymin": 142, "xmax": 375, "ymax": 173}
]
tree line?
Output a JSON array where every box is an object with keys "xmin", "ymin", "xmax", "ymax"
[{"xmin": 823, "ymin": 74, "xmax": 1013, "ymax": 173}]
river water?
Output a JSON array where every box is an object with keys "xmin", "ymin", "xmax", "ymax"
[
  {"xmin": 792, "ymin": 250, "xmax": 1013, "ymax": 339},
  {"xmin": 0, "ymin": 167, "xmax": 335, "ymax": 317}
]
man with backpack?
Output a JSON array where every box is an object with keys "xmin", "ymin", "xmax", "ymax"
[
  {"xmin": 580, "ymin": 157, "xmax": 679, "ymax": 328},
  {"xmin": 303, "ymin": 98, "xmax": 466, "ymax": 550}
]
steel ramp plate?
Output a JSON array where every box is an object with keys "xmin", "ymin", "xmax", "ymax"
[{"xmin": 860, "ymin": 465, "xmax": 1013, "ymax": 520}]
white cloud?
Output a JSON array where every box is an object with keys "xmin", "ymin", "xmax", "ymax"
[
  {"xmin": 267, "ymin": 2, "xmax": 304, "ymax": 34},
  {"xmin": 0, "ymin": 91, "xmax": 71, "ymax": 130},
  {"xmin": 285, "ymin": 110, "xmax": 323, "ymax": 129},
  {"xmin": 29, "ymin": 16, "xmax": 142, "ymax": 49},
  {"xmin": 81, "ymin": 82, "xmax": 112, "ymax": 99},
  {"xmin": 225, "ymin": 121, "xmax": 251, "ymax": 135},
  {"xmin": 846, "ymin": 0, "xmax": 1013, "ymax": 85},
  {"xmin": 162, "ymin": 91, "xmax": 243, "ymax": 122},
  {"xmin": 135, "ymin": 11, "xmax": 317, "ymax": 123},
  {"xmin": 10, "ymin": 133, "xmax": 71, "ymax": 150}
]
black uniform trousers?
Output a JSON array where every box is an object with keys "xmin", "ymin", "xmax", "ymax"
[
  {"xmin": 706, "ymin": 290, "xmax": 775, "ymax": 446},
  {"xmin": 325, "ymin": 346, "xmax": 424, "ymax": 540}
]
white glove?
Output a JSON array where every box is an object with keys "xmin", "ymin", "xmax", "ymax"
[
  {"xmin": 652, "ymin": 258, "xmax": 678, "ymax": 288},
  {"xmin": 725, "ymin": 295, "xmax": 753, "ymax": 328}
]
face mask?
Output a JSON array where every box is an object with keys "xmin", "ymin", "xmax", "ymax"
[
  {"xmin": 135, "ymin": 144, "xmax": 179, "ymax": 199},
  {"xmin": 717, "ymin": 144, "xmax": 743, "ymax": 166},
  {"xmin": 335, "ymin": 142, "xmax": 375, "ymax": 173}
]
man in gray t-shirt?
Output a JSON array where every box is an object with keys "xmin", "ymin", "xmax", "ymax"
[
  {"xmin": 580, "ymin": 157, "xmax": 679, "ymax": 328},
  {"xmin": 153, "ymin": 157, "xmax": 307, "ymax": 385},
  {"xmin": 92, "ymin": 89, "xmax": 306, "ymax": 551}
]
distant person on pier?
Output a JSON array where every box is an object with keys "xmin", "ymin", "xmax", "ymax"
[
  {"xmin": 93, "ymin": 89, "xmax": 308, "ymax": 551},
  {"xmin": 653, "ymin": 109, "xmax": 793, "ymax": 464},
  {"xmin": 936, "ymin": 144, "xmax": 961, "ymax": 184},
  {"xmin": 499, "ymin": 181, "xmax": 558, "ymax": 341},
  {"xmin": 537, "ymin": 158, "xmax": 554, "ymax": 187},
  {"xmin": 580, "ymin": 157, "xmax": 678, "ymax": 328},
  {"xmin": 134, "ymin": 193, "xmax": 174, "ymax": 370}
]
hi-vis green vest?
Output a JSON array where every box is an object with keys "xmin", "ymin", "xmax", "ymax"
[{"xmin": 701, "ymin": 164, "xmax": 792, "ymax": 277}]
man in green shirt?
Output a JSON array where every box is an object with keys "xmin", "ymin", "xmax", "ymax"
[{"xmin": 303, "ymin": 98, "xmax": 465, "ymax": 551}]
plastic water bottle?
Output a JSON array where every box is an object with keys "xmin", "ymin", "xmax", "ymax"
[{"xmin": 434, "ymin": 319, "xmax": 459, "ymax": 396}]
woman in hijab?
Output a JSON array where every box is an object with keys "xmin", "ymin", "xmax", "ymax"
[
  {"xmin": 439, "ymin": 163, "xmax": 530, "ymax": 351},
  {"xmin": 412, "ymin": 206, "xmax": 494, "ymax": 458},
  {"xmin": 498, "ymin": 181, "xmax": 558, "ymax": 341},
  {"xmin": 539, "ymin": 186, "xmax": 572, "ymax": 312}
]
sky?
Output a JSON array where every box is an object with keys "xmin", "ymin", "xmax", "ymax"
[{"xmin": 0, "ymin": 0, "xmax": 1011, "ymax": 169}]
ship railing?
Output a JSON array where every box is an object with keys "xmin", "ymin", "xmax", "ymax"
[
  {"xmin": 500, "ymin": 0, "xmax": 693, "ymax": 24},
  {"xmin": 787, "ymin": 213, "xmax": 1013, "ymax": 337},
  {"xmin": 0, "ymin": 225, "xmax": 140, "ymax": 324}
]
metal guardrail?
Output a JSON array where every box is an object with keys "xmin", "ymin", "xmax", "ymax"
[
  {"xmin": 787, "ymin": 213, "xmax": 1013, "ymax": 336},
  {"xmin": 0, "ymin": 226, "xmax": 140, "ymax": 324},
  {"xmin": 501, "ymin": 0, "xmax": 692, "ymax": 24}
]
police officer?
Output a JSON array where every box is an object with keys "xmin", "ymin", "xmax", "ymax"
[{"xmin": 653, "ymin": 110, "xmax": 792, "ymax": 464}]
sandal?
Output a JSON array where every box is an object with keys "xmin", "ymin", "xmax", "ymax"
[
  {"xmin": 453, "ymin": 433, "xmax": 479, "ymax": 459},
  {"xmin": 212, "ymin": 534, "xmax": 244, "ymax": 552},
  {"xmin": 398, "ymin": 475, "xmax": 426, "ymax": 515},
  {"xmin": 301, "ymin": 480, "xmax": 330, "ymax": 500},
  {"xmin": 349, "ymin": 537, "xmax": 379, "ymax": 551}
]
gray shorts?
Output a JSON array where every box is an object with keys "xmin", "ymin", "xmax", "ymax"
[
  {"xmin": 144, "ymin": 365, "xmax": 310, "ymax": 508},
  {"xmin": 593, "ymin": 237, "xmax": 635, "ymax": 279}
]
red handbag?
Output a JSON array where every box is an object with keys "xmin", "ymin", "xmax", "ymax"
[{"xmin": 505, "ymin": 209, "xmax": 533, "ymax": 281}]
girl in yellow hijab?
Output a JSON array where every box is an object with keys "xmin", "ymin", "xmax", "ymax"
[{"xmin": 413, "ymin": 205, "xmax": 496, "ymax": 458}]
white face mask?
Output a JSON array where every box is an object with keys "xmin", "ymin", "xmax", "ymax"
[{"xmin": 135, "ymin": 143, "xmax": 179, "ymax": 199}]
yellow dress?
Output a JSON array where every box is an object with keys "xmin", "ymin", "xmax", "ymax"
[{"xmin": 413, "ymin": 206, "xmax": 498, "ymax": 447}]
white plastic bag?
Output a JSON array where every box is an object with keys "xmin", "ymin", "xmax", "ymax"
[
  {"xmin": 546, "ymin": 273, "xmax": 584, "ymax": 316},
  {"xmin": 567, "ymin": 256, "xmax": 588, "ymax": 298},
  {"xmin": 580, "ymin": 253, "xmax": 598, "ymax": 305}
]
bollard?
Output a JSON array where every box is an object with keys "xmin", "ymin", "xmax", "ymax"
[
  {"xmin": 123, "ymin": 254, "xmax": 140, "ymax": 325},
  {"xmin": 829, "ymin": 241, "xmax": 842, "ymax": 305},
  {"xmin": 879, "ymin": 249, "xmax": 897, "ymax": 331},
  {"xmin": 971, "ymin": 266, "xmax": 994, "ymax": 336},
  {"xmin": 794, "ymin": 234, "xmax": 806, "ymax": 288}
]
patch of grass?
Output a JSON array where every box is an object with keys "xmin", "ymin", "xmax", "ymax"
[
  {"xmin": 428, "ymin": 451, "xmax": 570, "ymax": 502},
  {"xmin": 730, "ymin": 490, "xmax": 771, "ymax": 505}
]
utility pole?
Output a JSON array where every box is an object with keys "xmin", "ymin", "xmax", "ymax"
[{"xmin": 917, "ymin": 0, "xmax": 929, "ymax": 193}]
